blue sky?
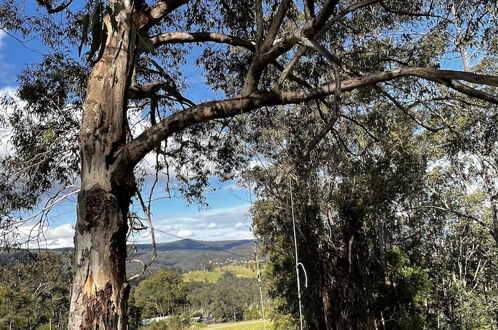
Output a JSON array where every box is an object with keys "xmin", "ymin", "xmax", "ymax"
[{"xmin": 0, "ymin": 30, "xmax": 255, "ymax": 248}]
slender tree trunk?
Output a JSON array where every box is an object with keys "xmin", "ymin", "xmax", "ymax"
[
  {"xmin": 491, "ymin": 197, "xmax": 498, "ymax": 247},
  {"xmin": 68, "ymin": 2, "xmax": 135, "ymax": 328},
  {"xmin": 321, "ymin": 283, "xmax": 334, "ymax": 330}
]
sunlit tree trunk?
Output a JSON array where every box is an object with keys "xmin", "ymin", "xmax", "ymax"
[{"xmin": 68, "ymin": 2, "xmax": 135, "ymax": 328}]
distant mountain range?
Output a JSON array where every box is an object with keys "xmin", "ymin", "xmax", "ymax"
[
  {"xmin": 127, "ymin": 239, "xmax": 256, "ymax": 273},
  {"xmin": 49, "ymin": 239, "xmax": 256, "ymax": 273},
  {"xmin": 1, "ymin": 239, "xmax": 257, "ymax": 273},
  {"xmin": 131, "ymin": 239, "xmax": 254, "ymax": 252}
]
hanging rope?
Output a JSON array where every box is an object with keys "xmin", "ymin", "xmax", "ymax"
[
  {"xmin": 289, "ymin": 177, "xmax": 308, "ymax": 330},
  {"xmin": 255, "ymin": 249, "xmax": 267, "ymax": 330}
]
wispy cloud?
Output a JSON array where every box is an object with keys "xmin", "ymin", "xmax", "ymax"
[
  {"xmin": 130, "ymin": 204, "xmax": 254, "ymax": 245},
  {"xmin": 0, "ymin": 31, "xmax": 14, "ymax": 83}
]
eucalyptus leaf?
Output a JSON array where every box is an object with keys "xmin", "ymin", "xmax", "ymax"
[{"xmin": 78, "ymin": 14, "xmax": 90, "ymax": 57}]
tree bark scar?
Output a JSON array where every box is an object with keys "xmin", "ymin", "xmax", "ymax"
[
  {"xmin": 82, "ymin": 282, "xmax": 117, "ymax": 329},
  {"xmin": 95, "ymin": 105, "xmax": 108, "ymax": 133},
  {"xmin": 77, "ymin": 185, "xmax": 118, "ymax": 234},
  {"xmin": 105, "ymin": 141, "xmax": 122, "ymax": 169}
]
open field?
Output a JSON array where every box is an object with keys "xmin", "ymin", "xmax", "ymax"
[
  {"xmin": 206, "ymin": 320, "xmax": 274, "ymax": 329},
  {"xmin": 183, "ymin": 266, "xmax": 256, "ymax": 283}
]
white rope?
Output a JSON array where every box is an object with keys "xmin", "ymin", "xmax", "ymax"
[{"xmin": 289, "ymin": 177, "xmax": 306, "ymax": 330}]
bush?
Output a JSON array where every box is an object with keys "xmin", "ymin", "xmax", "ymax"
[{"xmin": 243, "ymin": 305, "xmax": 262, "ymax": 320}]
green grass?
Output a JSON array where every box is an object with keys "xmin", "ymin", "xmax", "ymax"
[
  {"xmin": 206, "ymin": 320, "xmax": 273, "ymax": 329},
  {"xmin": 183, "ymin": 266, "xmax": 256, "ymax": 283}
]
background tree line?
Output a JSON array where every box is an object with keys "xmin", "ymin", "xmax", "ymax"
[
  {"xmin": 242, "ymin": 71, "xmax": 498, "ymax": 328},
  {"xmin": 0, "ymin": 255, "xmax": 265, "ymax": 330}
]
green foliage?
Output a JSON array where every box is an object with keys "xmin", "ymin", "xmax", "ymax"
[
  {"xmin": 132, "ymin": 271, "xmax": 188, "ymax": 318},
  {"xmin": 375, "ymin": 248, "xmax": 430, "ymax": 329},
  {"xmin": 186, "ymin": 272, "xmax": 260, "ymax": 322},
  {"xmin": 266, "ymin": 299, "xmax": 297, "ymax": 330},
  {"xmin": 242, "ymin": 305, "xmax": 262, "ymax": 321},
  {"xmin": 129, "ymin": 269, "xmax": 262, "ymax": 326},
  {"xmin": 0, "ymin": 251, "xmax": 70, "ymax": 329}
]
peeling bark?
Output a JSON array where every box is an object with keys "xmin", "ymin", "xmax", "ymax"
[{"xmin": 69, "ymin": 1, "xmax": 135, "ymax": 328}]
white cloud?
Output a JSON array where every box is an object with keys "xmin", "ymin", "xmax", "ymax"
[
  {"xmin": 0, "ymin": 31, "xmax": 14, "ymax": 83},
  {"xmin": 42, "ymin": 224, "xmax": 75, "ymax": 249},
  {"xmin": 0, "ymin": 30, "xmax": 5, "ymax": 48},
  {"xmin": 154, "ymin": 204, "xmax": 253, "ymax": 241},
  {"xmin": 45, "ymin": 223, "xmax": 74, "ymax": 240},
  {"xmin": 0, "ymin": 87, "xmax": 21, "ymax": 157},
  {"xmin": 6, "ymin": 223, "xmax": 75, "ymax": 249},
  {"xmin": 177, "ymin": 229, "xmax": 194, "ymax": 237},
  {"xmin": 129, "ymin": 203, "xmax": 254, "ymax": 243}
]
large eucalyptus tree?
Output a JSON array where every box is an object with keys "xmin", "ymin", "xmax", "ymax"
[{"xmin": 2, "ymin": 0, "xmax": 498, "ymax": 328}]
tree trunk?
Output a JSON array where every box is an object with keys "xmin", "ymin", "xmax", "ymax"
[
  {"xmin": 322, "ymin": 283, "xmax": 334, "ymax": 330},
  {"xmin": 69, "ymin": 2, "xmax": 135, "ymax": 328},
  {"xmin": 491, "ymin": 197, "xmax": 498, "ymax": 247}
]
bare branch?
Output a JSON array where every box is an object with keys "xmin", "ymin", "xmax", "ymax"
[
  {"xmin": 303, "ymin": 0, "xmax": 340, "ymax": 37},
  {"xmin": 446, "ymin": 80, "xmax": 498, "ymax": 105},
  {"xmin": 129, "ymin": 81, "xmax": 195, "ymax": 106},
  {"xmin": 273, "ymin": 47, "xmax": 307, "ymax": 91},
  {"xmin": 319, "ymin": 0, "xmax": 381, "ymax": 37},
  {"xmin": 36, "ymin": 0, "xmax": 74, "ymax": 14},
  {"xmin": 128, "ymin": 188, "xmax": 157, "ymax": 282},
  {"xmin": 242, "ymin": 0, "xmax": 350, "ymax": 93},
  {"xmin": 242, "ymin": 0, "xmax": 292, "ymax": 95}
]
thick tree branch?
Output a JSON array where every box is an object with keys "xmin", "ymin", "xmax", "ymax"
[
  {"xmin": 241, "ymin": 0, "xmax": 342, "ymax": 96},
  {"xmin": 255, "ymin": 0, "xmax": 264, "ymax": 44},
  {"xmin": 303, "ymin": 0, "xmax": 339, "ymax": 37},
  {"xmin": 304, "ymin": 0, "xmax": 316, "ymax": 19},
  {"xmin": 261, "ymin": 0, "xmax": 292, "ymax": 51},
  {"xmin": 242, "ymin": 0, "xmax": 292, "ymax": 95},
  {"xmin": 138, "ymin": 0, "xmax": 189, "ymax": 29},
  {"xmin": 446, "ymin": 80, "xmax": 498, "ymax": 105},
  {"xmin": 150, "ymin": 32, "xmax": 255, "ymax": 50},
  {"xmin": 124, "ymin": 67, "xmax": 498, "ymax": 165}
]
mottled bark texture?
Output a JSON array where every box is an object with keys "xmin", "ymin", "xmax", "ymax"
[{"xmin": 69, "ymin": 1, "xmax": 135, "ymax": 328}]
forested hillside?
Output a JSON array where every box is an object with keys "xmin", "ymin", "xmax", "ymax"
[{"xmin": 0, "ymin": 250, "xmax": 263, "ymax": 329}]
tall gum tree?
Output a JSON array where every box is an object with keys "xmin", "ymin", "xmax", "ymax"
[{"xmin": 1, "ymin": 0, "xmax": 498, "ymax": 328}]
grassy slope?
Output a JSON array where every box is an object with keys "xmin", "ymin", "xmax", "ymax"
[
  {"xmin": 206, "ymin": 320, "xmax": 274, "ymax": 329},
  {"xmin": 183, "ymin": 266, "xmax": 256, "ymax": 283}
]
